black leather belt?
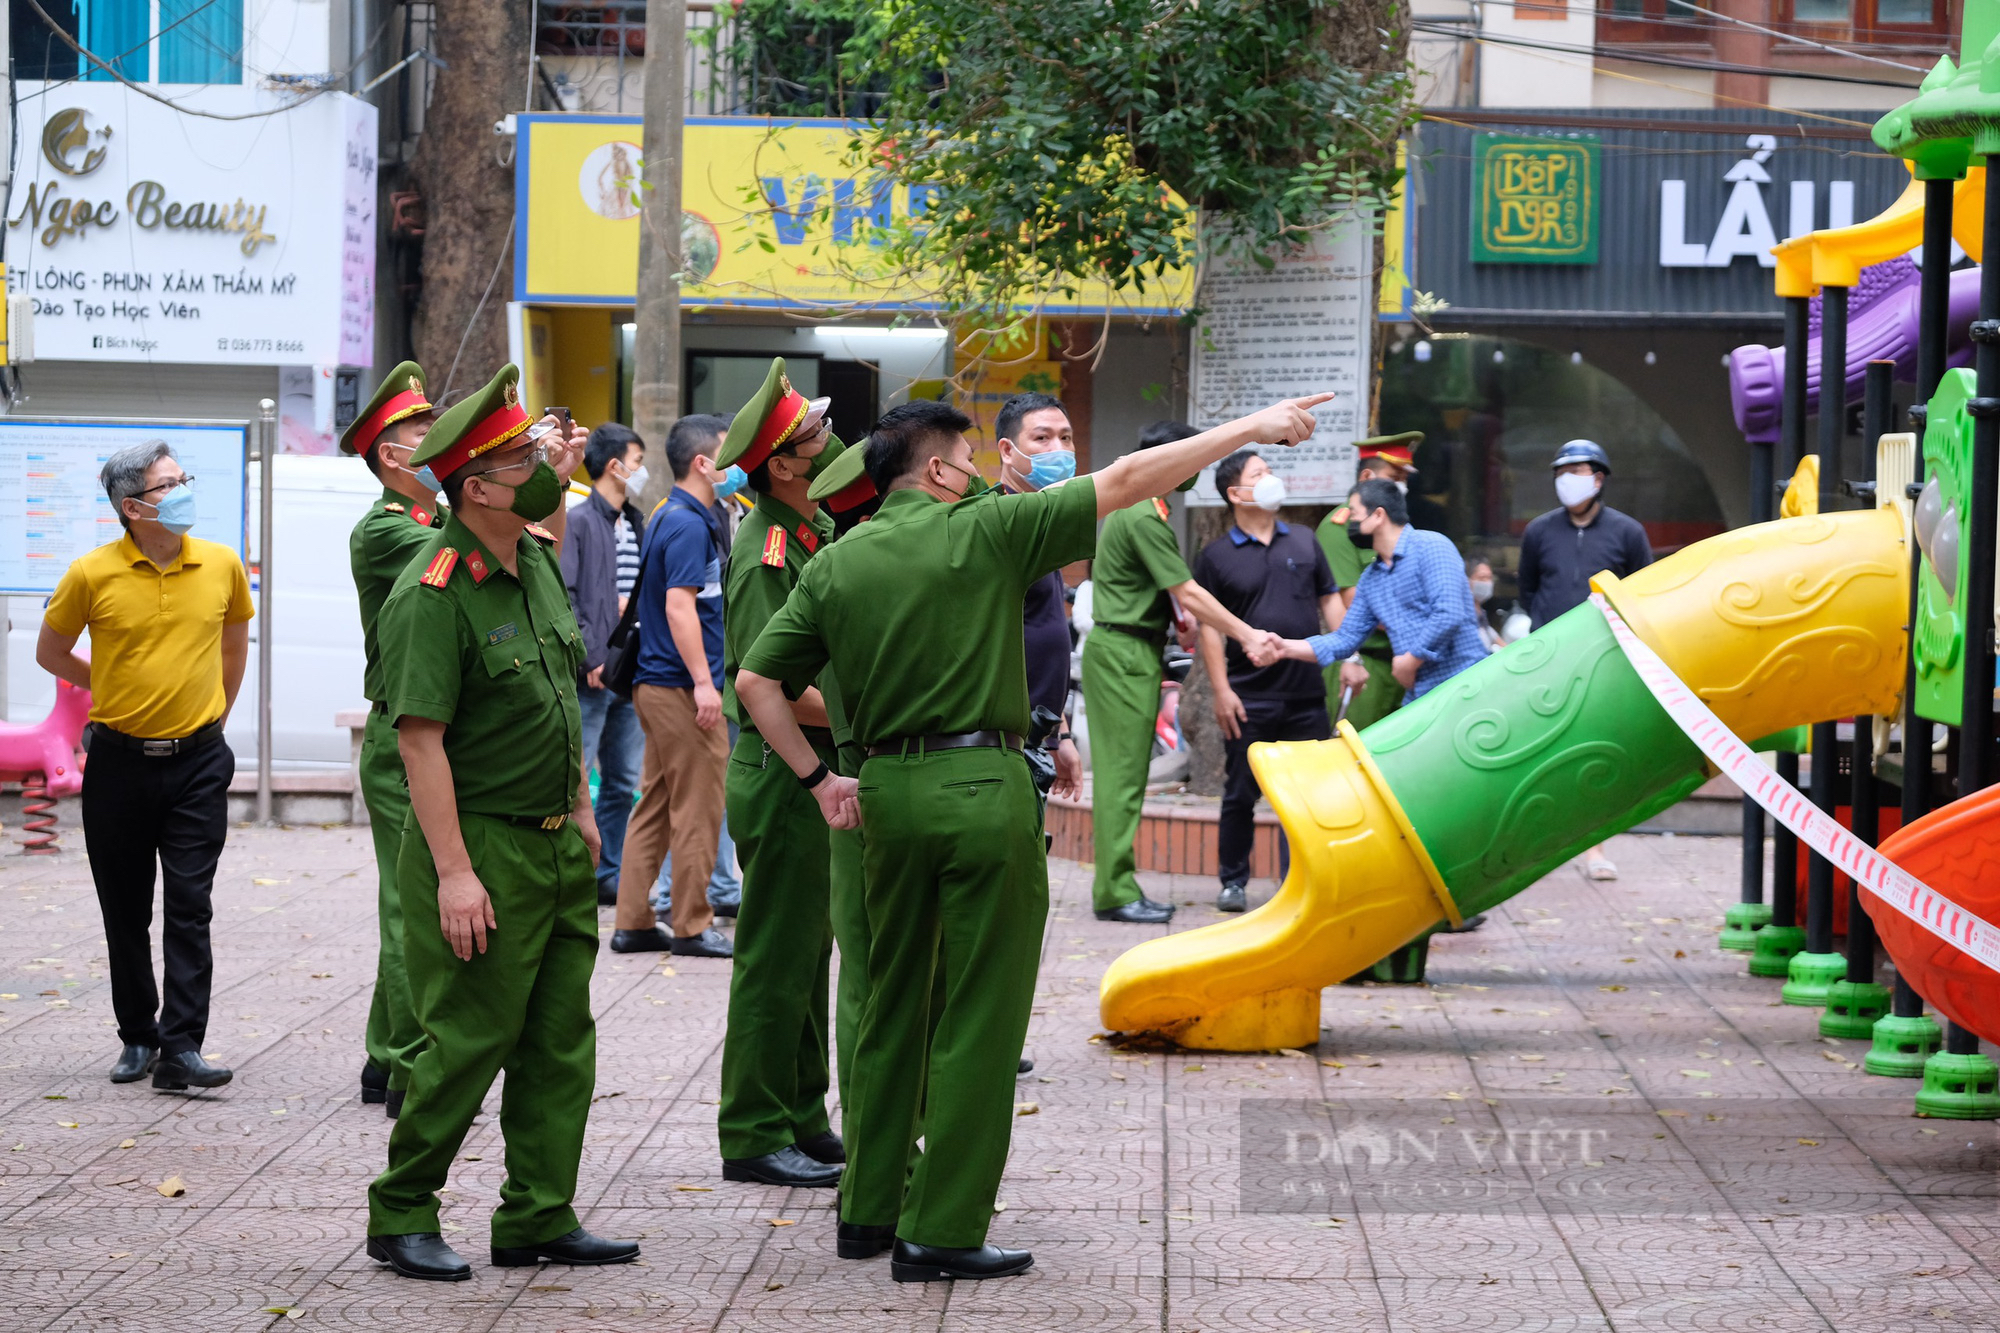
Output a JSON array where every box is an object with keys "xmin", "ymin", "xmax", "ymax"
[
  {"xmin": 488, "ymin": 812, "xmax": 571, "ymax": 830},
  {"xmin": 866, "ymin": 730, "xmax": 1025, "ymax": 759},
  {"xmin": 1097, "ymin": 621, "xmax": 1168, "ymax": 648},
  {"xmin": 89, "ymin": 720, "xmax": 224, "ymax": 757}
]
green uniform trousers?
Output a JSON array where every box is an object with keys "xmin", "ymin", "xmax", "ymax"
[
  {"xmin": 359, "ymin": 710, "xmax": 423, "ymax": 1092},
  {"xmin": 1326, "ymin": 650, "xmax": 1402, "ymax": 733},
  {"xmin": 368, "ymin": 812, "xmax": 599, "ymax": 1248},
  {"xmin": 827, "ymin": 820, "xmax": 872, "ymax": 1124},
  {"xmin": 1080, "ymin": 627, "xmax": 1162, "ymax": 911},
  {"xmin": 717, "ymin": 730, "xmax": 838, "ymax": 1159},
  {"xmin": 842, "ymin": 746, "xmax": 1047, "ymax": 1248}
]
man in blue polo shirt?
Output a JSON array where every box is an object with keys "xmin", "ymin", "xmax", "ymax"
[
  {"xmin": 1192, "ymin": 450, "xmax": 1342, "ymax": 913},
  {"xmin": 608, "ymin": 415, "xmax": 739, "ymax": 958}
]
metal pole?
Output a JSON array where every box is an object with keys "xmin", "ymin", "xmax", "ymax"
[
  {"xmin": 1735, "ymin": 429, "xmax": 1776, "ymax": 936},
  {"xmin": 1960, "ymin": 167, "xmax": 2000, "ymax": 798},
  {"xmin": 1904, "ymin": 177, "xmax": 1954, "ymax": 828},
  {"xmin": 1843, "ymin": 359, "xmax": 1894, "ymax": 992},
  {"xmin": 257, "ymin": 399, "xmax": 275, "ymax": 826}
]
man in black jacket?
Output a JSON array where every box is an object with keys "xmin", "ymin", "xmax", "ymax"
[
  {"xmin": 561, "ymin": 422, "xmax": 650, "ymax": 904},
  {"xmin": 1514, "ymin": 438, "xmax": 1652, "ymax": 881}
]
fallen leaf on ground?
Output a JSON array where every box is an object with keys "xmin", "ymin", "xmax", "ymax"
[
  {"xmin": 156, "ymin": 1175, "xmax": 186, "ymax": 1197},
  {"xmin": 1679, "ymin": 1070, "xmax": 1711, "ymax": 1079},
  {"xmin": 118, "ymin": 1139, "xmax": 136, "ymax": 1149},
  {"xmin": 1015, "ymin": 1102, "xmax": 1039, "ymax": 1116},
  {"xmin": 1599, "ymin": 985, "xmax": 1627, "ymax": 993},
  {"xmin": 56, "ymin": 1121, "xmax": 79, "ymax": 1129},
  {"xmin": 674, "ymin": 1185, "xmax": 712, "ymax": 1192},
  {"xmin": 765, "ymin": 1281, "xmax": 785, "ymax": 1291},
  {"xmin": 1797, "ymin": 1138, "xmax": 1820, "ymax": 1147},
  {"xmin": 252, "ymin": 878, "xmax": 289, "ymax": 885},
  {"xmin": 767, "ymin": 1218, "xmax": 796, "ymax": 1227},
  {"xmin": 528, "ymin": 1284, "xmax": 571, "ymax": 1293}
]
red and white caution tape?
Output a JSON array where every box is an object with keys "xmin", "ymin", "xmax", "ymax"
[{"xmin": 1592, "ymin": 593, "xmax": 2000, "ymax": 974}]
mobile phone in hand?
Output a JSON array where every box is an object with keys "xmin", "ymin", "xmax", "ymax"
[{"xmin": 544, "ymin": 406, "xmax": 571, "ymax": 430}]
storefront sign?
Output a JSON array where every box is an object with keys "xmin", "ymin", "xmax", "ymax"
[
  {"xmin": 515, "ymin": 114, "xmax": 1195, "ymax": 315},
  {"xmin": 1186, "ymin": 219, "xmax": 1371, "ymax": 506},
  {"xmin": 1659, "ymin": 134, "xmax": 1855, "ymax": 269},
  {"xmin": 1471, "ymin": 133, "xmax": 1598, "ymax": 264},
  {"xmin": 6, "ymin": 86, "xmax": 376, "ymax": 366}
]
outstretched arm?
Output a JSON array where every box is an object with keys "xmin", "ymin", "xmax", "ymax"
[{"xmin": 1090, "ymin": 395, "xmax": 1333, "ymax": 517}]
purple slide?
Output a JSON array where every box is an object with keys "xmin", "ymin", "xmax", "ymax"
[{"xmin": 1728, "ymin": 257, "xmax": 1980, "ymax": 443}]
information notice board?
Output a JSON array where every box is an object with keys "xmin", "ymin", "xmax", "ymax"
[
  {"xmin": 0, "ymin": 418, "xmax": 250, "ymax": 596},
  {"xmin": 1186, "ymin": 219, "xmax": 1372, "ymax": 506}
]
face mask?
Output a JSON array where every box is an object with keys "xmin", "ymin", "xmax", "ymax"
[
  {"xmin": 1555, "ymin": 472, "xmax": 1599, "ymax": 509},
  {"xmin": 505, "ymin": 461, "xmax": 564, "ymax": 522},
  {"xmin": 1470, "ymin": 580, "xmax": 1494, "ymax": 604},
  {"xmin": 623, "ymin": 462, "xmax": 649, "ymax": 495},
  {"xmin": 935, "ymin": 455, "xmax": 982, "ymax": 500},
  {"xmin": 1346, "ymin": 518, "xmax": 1372, "ymax": 550},
  {"xmin": 1250, "ymin": 474, "xmax": 1286, "ymax": 511},
  {"xmin": 415, "ymin": 465, "xmax": 442, "ymax": 495},
  {"xmin": 1025, "ymin": 449, "xmax": 1076, "ymax": 490},
  {"xmin": 712, "ymin": 463, "xmax": 748, "ymax": 501},
  {"xmin": 800, "ymin": 434, "xmax": 845, "ymax": 485},
  {"xmin": 141, "ymin": 484, "xmax": 197, "ymax": 535}
]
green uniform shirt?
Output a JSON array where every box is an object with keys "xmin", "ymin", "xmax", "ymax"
[
  {"xmin": 1090, "ymin": 498, "xmax": 1191, "ymax": 637},
  {"xmin": 742, "ymin": 479, "xmax": 1098, "ymax": 746},
  {"xmin": 350, "ymin": 488, "xmax": 446, "ymax": 703},
  {"xmin": 1314, "ymin": 512, "xmax": 1389, "ymax": 654},
  {"xmin": 377, "ymin": 512, "xmax": 586, "ymax": 816},
  {"xmin": 723, "ymin": 493, "xmax": 836, "ymax": 731}
]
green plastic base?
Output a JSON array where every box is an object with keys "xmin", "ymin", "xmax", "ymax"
[
  {"xmin": 1719, "ymin": 901, "xmax": 1772, "ymax": 952},
  {"xmin": 1340, "ymin": 935, "xmax": 1432, "ymax": 986},
  {"xmin": 1864, "ymin": 1012, "xmax": 1944, "ymax": 1077},
  {"xmin": 1819, "ymin": 979, "xmax": 1893, "ymax": 1038},
  {"xmin": 1748, "ymin": 924, "xmax": 1807, "ymax": 977},
  {"xmin": 1915, "ymin": 1051, "xmax": 2000, "ymax": 1119},
  {"xmin": 1781, "ymin": 950, "xmax": 1849, "ymax": 1006}
]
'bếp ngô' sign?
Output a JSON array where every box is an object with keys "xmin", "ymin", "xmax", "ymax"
[{"xmin": 1470, "ymin": 133, "xmax": 1599, "ymax": 265}]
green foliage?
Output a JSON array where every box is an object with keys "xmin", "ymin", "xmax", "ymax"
[
  {"xmin": 715, "ymin": 0, "xmax": 1414, "ymax": 330},
  {"xmin": 713, "ymin": 0, "xmax": 877, "ymax": 115}
]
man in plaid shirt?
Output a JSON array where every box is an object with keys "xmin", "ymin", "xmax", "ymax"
[{"xmin": 1257, "ymin": 478, "xmax": 1485, "ymax": 702}]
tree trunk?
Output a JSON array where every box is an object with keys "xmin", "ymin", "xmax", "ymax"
[
  {"xmin": 409, "ymin": 1, "xmax": 530, "ymax": 406},
  {"xmin": 631, "ymin": 0, "xmax": 687, "ymax": 499},
  {"xmin": 1179, "ymin": 503, "xmax": 1235, "ymax": 796}
]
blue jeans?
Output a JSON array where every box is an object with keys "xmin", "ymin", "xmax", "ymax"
[
  {"xmin": 580, "ymin": 684, "xmax": 644, "ymax": 893},
  {"xmin": 653, "ymin": 722, "xmax": 742, "ymax": 910}
]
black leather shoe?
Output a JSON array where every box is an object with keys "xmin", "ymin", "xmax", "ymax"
[
  {"xmin": 837, "ymin": 1221, "xmax": 896, "ymax": 1260},
  {"xmin": 710, "ymin": 890, "xmax": 741, "ymax": 919},
  {"xmin": 891, "ymin": 1240, "xmax": 1033, "ymax": 1282},
  {"xmin": 671, "ymin": 927, "xmax": 734, "ymax": 958},
  {"xmin": 491, "ymin": 1227, "xmax": 639, "ymax": 1267},
  {"xmin": 153, "ymin": 1050, "xmax": 232, "ymax": 1090},
  {"xmin": 1017, "ymin": 1056, "xmax": 1034, "ymax": 1076},
  {"xmin": 111, "ymin": 1044, "xmax": 158, "ymax": 1084},
  {"xmin": 385, "ymin": 1088, "xmax": 406, "ymax": 1120},
  {"xmin": 360, "ymin": 1060, "xmax": 388, "ymax": 1103},
  {"xmin": 367, "ymin": 1232, "xmax": 471, "ymax": 1281},
  {"xmin": 596, "ymin": 882, "xmax": 619, "ymax": 908},
  {"xmin": 795, "ymin": 1130, "xmax": 845, "ymax": 1165},
  {"xmin": 609, "ymin": 926, "xmax": 673, "ymax": 953},
  {"xmin": 722, "ymin": 1144, "xmax": 842, "ymax": 1187},
  {"xmin": 1094, "ymin": 896, "xmax": 1173, "ymax": 924},
  {"xmin": 1216, "ymin": 882, "xmax": 1248, "ymax": 913},
  {"xmin": 1440, "ymin": 913, "xmax": 1488, "ymax": 934}
]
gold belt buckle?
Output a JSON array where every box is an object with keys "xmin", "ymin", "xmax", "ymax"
[{"xmin": 541, "ymin": 814, "xmax": 567, "ymax": 831}]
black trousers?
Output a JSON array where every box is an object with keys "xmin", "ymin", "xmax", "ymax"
[
  {"xmin": 1218, "ymin": 694, "xmax": 1332, "ymax": 888},
  {"xmin": 80, "ymin": 736, "xmax": 233, "ymax": 1055}
]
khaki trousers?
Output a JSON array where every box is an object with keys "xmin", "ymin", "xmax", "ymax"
[{"xmin": 615, "ymin": 683, "xmax": 728, "ymax": 936}]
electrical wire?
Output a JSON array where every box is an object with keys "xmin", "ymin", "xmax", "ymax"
[
  {"xmin": 1410, "ymin": 20, "xmax": 1923, "ymax": 89},
  {"xmin": 1668, "ymin": 0, "xmax": 1934, "ymax": 74}
]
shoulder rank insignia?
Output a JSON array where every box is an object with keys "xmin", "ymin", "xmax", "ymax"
[
  {"xmin": 383, "ymin": 501, "xmax": 406, "ymax": 514},
  {"xmin": 411, "ymin": 504, "xmax": 434, "ymax": 527},
  {"xmin": 1152, "ymin": 497, "xmax": 1172, "ymax": 522},
  {"xmin": 419, "ymin": 546, "xmax": 458, "ymax": 588},
  {"xmin": 761, "ymin": 525, "xmax": 787, "ymax": 568},
  {"xmin": 465, "ymin": 549, "xmax": 490, "ymax": 583},
  {"xmin": 795, "ymin": 522, "xmax": 819, "ymax": 555},
  {"xmin": 524, "ymin": 522, "xmax": 557, "ymax": 545}
]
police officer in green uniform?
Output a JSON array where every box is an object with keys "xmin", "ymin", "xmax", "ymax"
[
  {"xmin": 713, "ymin": 359, "xmax": 849, "ymax": 1189},
  {"xmin": 737, "ymin": 392, "xmax": 1325, "ymax": 1282},
  {"xmin": 341, "ymin": 362, "xmax": 441, "ymax": 1119},
  {"xmin": 365, "ymin": 365, "xmax": 637, "ymax": 1281},
  {"xmin": 1082, "ymin": 425, "xmax": 1275, "ymax": 924},
  {"xmin": 1313, "ymin": 434, "xmax": 1421, "ymax": 731}
]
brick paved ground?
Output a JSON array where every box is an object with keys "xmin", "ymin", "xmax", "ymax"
[{"xmin": 2, "ymin": 824, "xmax": 1996, "ymax": 1332}]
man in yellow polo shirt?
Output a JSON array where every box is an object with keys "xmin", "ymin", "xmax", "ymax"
[{"xmin": 36, "ymin": 440, "xmax": 254, "ymax": 1092}]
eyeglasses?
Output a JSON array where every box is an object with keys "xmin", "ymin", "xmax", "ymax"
[
  {"xmin": 468, "ymin": 445, "xmax": 546, "ymax": 480},
  {"xmin": 135, "ymin": 474, "xmax": 193, "ymax": 497}
]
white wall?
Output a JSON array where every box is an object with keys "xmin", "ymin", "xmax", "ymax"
[
  {"xmin": 1480, "ymin": 0, "xmax": 1596, "ymax": 108},
  {"xmin": 246, "ymin": 0, "xmax": 334, "ymax": 80}
]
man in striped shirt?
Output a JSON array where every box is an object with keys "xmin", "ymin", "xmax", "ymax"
[{"xmin": 561, "ymin": 422, "xmax": 654, "ymax": 903}]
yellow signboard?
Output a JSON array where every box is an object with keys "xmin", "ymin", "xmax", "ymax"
[{"xmin": 516, "ymin": 115, "xmax": 1196, "ymax": 316}]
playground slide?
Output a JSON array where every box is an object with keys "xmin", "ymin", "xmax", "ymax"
[
  {"xmin": 1875, "ymin": 786, "xmax": 2000, "ymax": 1047},
  {"xmin": 1098, "ymin": 508, "xmax": 1910, "ymax": 1050}
]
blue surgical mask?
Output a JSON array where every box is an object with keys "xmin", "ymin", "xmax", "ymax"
[
  {"xmin": 414, "ymin": 465, "xmax": 442, "ymax": 494},
  {"xmin": 143, "ymin": 484, "xmax": 197, "ymax": 535},
  {"xmin": 713, "ymin": 463, "xmax": 748, "ymax": 501},
  {"xmin": 1024, "ymin": 449, "xmax": 1077, "ymax": 490}
]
